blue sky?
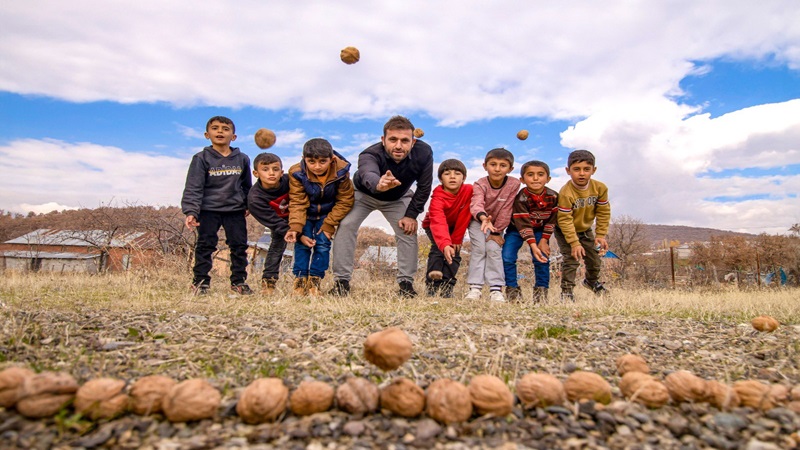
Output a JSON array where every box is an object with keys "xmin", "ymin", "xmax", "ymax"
[{"xmin": 1, "ymin": 1, "xmax": 799, "ymax": 235}]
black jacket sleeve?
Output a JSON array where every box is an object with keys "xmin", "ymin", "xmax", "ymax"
[{"xmin": 180, "ymin": 154, "xmax": 207, "ymax": 218}]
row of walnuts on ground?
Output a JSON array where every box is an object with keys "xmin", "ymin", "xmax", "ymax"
[{"xmin": 0, "ymin": 321, "xmax": 794, "ymax": 425}]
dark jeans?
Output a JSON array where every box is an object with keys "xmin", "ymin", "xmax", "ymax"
[
  {"xmin": 424, "ymin": 228, "xmax": 462, "ymax": 284},
  {"xmin": 502, "ymin": 227, "xmax": 550, "ymax": 288},
  {"xmin": 554, "ymin": 227, "xmax": 602, "ymax": 291},
  {"xmin": 262, "ymin": 229, "xmax": 287, "ymax": 280},
  {"xmin": 293, "ymin": 218, "xmax": 332, "ymax": 278},
  {"xmin": 193, "ymin": 210, "xmax": 248, "ymax": 286}
]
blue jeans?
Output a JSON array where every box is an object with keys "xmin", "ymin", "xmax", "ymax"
[
  {"xmin": 292, "ymin": 218, "xmax": 332, "ymax": 278},
  {"xmin": 502, "ymin": 227, "xmax": 550, "ymax": 288}
]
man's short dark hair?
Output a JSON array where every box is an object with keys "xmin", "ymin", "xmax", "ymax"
[
  {"xmin": 302, "ymin": 138, "xmax": 334, "ymax": 159},
  {"xmin": 383, "ymin": 115, "xmax": 415, "ymax": 136},
  {"xmin": 206, "ymin": 116, "xmax": 235, "ymax": 133},
  {"xmin": 567, "ymin": 149, "xmax": 595, "ymax": 167},
  {"xmin": 437, "ymin": 159, "xmax": 467, "ymax": 179},
  {"xmin": 484, "ymin": 148, "xmax": 514, "ymax": 165},
  {"xmin": 520, "ymin": 160, "xmax": 550, "ymax": 177},
  {"xmin": 254, "ymin": 152, "xmax": 282, "ymax": 169}
]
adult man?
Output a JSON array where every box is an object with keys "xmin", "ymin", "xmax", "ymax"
[{"xmin": 330, "ymin": 116, "xmax": 433, "ymax": 297}]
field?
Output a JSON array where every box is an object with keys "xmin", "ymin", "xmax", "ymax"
[{"xmin": 1, "ymin": 271, "xmax": 799, "ymax": 449}]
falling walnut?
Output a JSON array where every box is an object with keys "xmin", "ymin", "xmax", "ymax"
[
  {"xmin": 516, "ymin": 130, "xmax": 529, "ymax": 140},
  {"xmin": 340, "ymin": 46, "xmax": 360, "ymax": 64},
  {"xmin": 413, "ymin": 128, "xmax": 424, "ymax": 138},
  {"xmin": 254, "ymin": 128, "xmax": 277, "ymax": 149}
]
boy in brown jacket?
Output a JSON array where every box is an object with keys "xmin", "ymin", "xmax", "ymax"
[{"xmin": 285, "ymin": 138, "xmax": 355, "ymax": 295}]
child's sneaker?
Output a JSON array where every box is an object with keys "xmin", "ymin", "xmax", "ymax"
[
  {"xmin": 505, "ymin": 286, "xmax": 522, "ymax": 302},
  {"xmin": 191, "ymin": 283, "xmax": 210, "ymax": 296},
  {"xmin": 464, "ymin": 287, "xmax": 482, "ymax": 300},
  {"xmin": 307, "ymin": 276, "xmax": 322, "ymax": 297},
  {"xmin": 489, "ymin": 290, "xmax": 506, "ymax": 303},
  {"xmin": 261, "ymin": 278, "xmax": 277, "ymax": 294},
  {"xmin": 231, "ymin": 283, "xmax": 254, "ymax": 296},
  {"xmin": 582, "ymin": 279, "xmax": 609, "ymax": 295},
  {"xmin": 560, "ymin": 290, "xmax": 575, "ymax": 301},
  {"xmin": 293, "ymin": 277, "xmax": 307, "ymax": 296},
  {"xmin": 532, "ymin": 287, "xmax": 548, "ymax": 303},
  {"xmin": 428, "ymin": 270, "xmax": 443, "ymax": 280}
]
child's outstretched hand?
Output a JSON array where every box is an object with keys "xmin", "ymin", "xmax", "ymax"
[
  {"xmin": 530, "ymin": 242, "xmax": 548, "ymax": 263},
  {"xmin": 284, "ymin": 231, "xmax": 297, "ymax": 243},
  {"xmin": 300, "ymin": 235, "xmax": 316, "ymax": 248},
  {"xmin": 538, "ymin": 239, "xmax": 551, "ymax": 257},
  {"xmin": 480, "ymin": 215, "xmax": 496, "ymax": 233},
  {"xmin": 443, "ymin": 245, "xmax": 456, "ymax": 264},
  {"xmin": 185, "ymin": 215, "xmax": 199, "ymax": 229}
]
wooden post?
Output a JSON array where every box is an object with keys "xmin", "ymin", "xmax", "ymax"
[
  {"xmin": 670, "ymin": 246, "xmax": 676, "ymax": 289},
  {"xmin": 756, "ymin": 249, "xmax": 761, "ymax": 288}
]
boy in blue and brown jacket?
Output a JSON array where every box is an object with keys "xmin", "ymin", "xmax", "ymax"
[
  {"xmin": 247, "ymin": 152, "xmax": 290, "ymax": 294},
  {"xmin": 285, "ymin": 138, "xmax": 355, "ymax": 296}
]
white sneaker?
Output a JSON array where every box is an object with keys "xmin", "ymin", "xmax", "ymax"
[
  {"xmin": 464, "ymin": 288, "xmax": 482, "ymax": 300},
  {"xmin": 489, "ymin": 290, "xmax": 506, "ymax": 302}
]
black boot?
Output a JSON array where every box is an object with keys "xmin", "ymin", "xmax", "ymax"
[
  {"xmin": 398, "ymin": 280, "xmax": 418, "ymax": 298},
  {"xmin": 426, "ymin": 279, "xmax": 442, "ymax": 297},
  {"xmin": 440, "ymin": 279, "xmax": 456, "ymax": 298},
  {"xmin": 532, "ymin": 287, "xmax": 548, "ymax": 303},
  {"xmin": 328, "ymin": 279, "xmax": 350, "ymax": 296}
]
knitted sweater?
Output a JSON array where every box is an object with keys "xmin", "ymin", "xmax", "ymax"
[
  {"xmin": 556, "ymin": 179, "xmax": 611, "ymax": 247},
  {"xmin": 470, "ymin": 176, "xmax": 521, "ymax": 233},
  {"xmin": 511, "ymin": 186, "xmax": 559, "ymax": 244}
]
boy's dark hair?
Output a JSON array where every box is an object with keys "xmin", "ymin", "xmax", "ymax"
[
  {"xmin": 485, "ymin": 148, "xmax": 514, "ymax": 165},
  {"xmin": 437, "ymin": 159, "xmax": 467, "ymax": 179},
  {"xmin": 206, "ymin": 116, "xmax": 235, "ymax": 133},
  {"xmin": 567, "ymin": 149, "xmax": 595, "ymax": 167},
  {"xmin": 520, "ymin": 160, "xmax": 550, "ymax": 177},
  {"xmin": 383, "ymin": 115, "xmax": 415, "ymax": 136},
  {"xmin": 254, "ymin": 152, "xmax": 282, "ymax": 169},
  {"xmin": 302, "ymin": 138, "xmax": 334, "ymax": 159}
]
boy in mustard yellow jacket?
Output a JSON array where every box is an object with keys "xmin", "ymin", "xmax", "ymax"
[{"xmin": 554, "ymin": 150, "xmax": 611, "ymax": 300}]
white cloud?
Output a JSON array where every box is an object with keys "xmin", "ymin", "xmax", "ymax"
[{"xmin": 0, "ymin": 139, "xmax": 188, "ymax": 213}]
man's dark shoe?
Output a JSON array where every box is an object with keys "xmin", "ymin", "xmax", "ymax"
[
  {"xmin": 505, "ymin": 286, "xmax": 523, "ymax": 303},
  {"xmin": 582, "ymin": 279, "xmax": 609, "ymax": 296},
  {"xmin": 560, "ymin": 290, "xmax": 575, "ymax": 302},
  {"xmin": 398, "ymin": 280, "xmax": 418, "ymax": 298},
  {"xmin": 191, "ymin": 283, "xmax": 210, "ymax": 296},
  {"xmin": 231, "ymin": 283, "xmax": 254, "ymax": 296},
  {"xmin": 328, "ymin": 279, "xmax": 351, "ymax": 297}
]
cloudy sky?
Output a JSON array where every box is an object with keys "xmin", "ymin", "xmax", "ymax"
[{"xmin": 1, "ymin": 1, "xmax": 799, "ymax": 235}]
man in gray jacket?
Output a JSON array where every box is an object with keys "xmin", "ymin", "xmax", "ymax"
[{"xmin": 330, "ymin": 116, "xmax": 433, "ymax": 298}]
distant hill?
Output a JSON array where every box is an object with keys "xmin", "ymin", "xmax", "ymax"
[{"xmin": 641, "ymin": 224, "xmax": 755, "ymax": 246}]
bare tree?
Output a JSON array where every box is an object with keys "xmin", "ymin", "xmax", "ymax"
[{"xmin": 606, "ymin": 215, "xmax": 650, "ymax": 279}]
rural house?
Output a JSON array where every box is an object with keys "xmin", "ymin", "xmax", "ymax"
[{"xmin": 0, "ymin": 229, "xmax": 157, "ymax": 273}]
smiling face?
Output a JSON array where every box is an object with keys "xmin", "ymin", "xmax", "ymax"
[
  {"xmin": 566, "ymin": 161, "xmax": 597, "ymax": 188},
  {"xmin": 483, "ymin": 157, "xmax": 514, "ymax": 185},
  {"xmin": 204, "ymin": 120, "xmax": 236, "ymax": 149},
  {"xmin": 440, "ymin": 169, "xmax": 465, "ymax": 194},
  {"xmin": 381, "ymin": 128, "xmax": 415, "ymax": 163},
  {"xmin": 304, "ymin": 156, "xmax": 332, "ymax": 177},
  {"xmin": 253, "ymin": 161, "xmax": 283, "ymax": 188},
  {"xmin": 521, "ymin": 165, "xmax": 551, "ymax": 194}
]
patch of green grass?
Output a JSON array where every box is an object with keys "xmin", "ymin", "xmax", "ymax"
[{"xmin": 527, "ymin": 326, "xmax": 580, "ymax": 340}]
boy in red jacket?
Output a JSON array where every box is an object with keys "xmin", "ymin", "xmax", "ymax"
[{"xmin": 421, "ymin": 159, "xmax": 473, "ymax": 298}]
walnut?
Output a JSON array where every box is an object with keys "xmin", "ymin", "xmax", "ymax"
[
  {"xmin": 619, "ymin": 372, "xmax": 669, "ymax": 408},
  {"xmin": 363, "ymin": 327, "xmax": 412, "ymax": 371},
  {"xmin": 733, "ymin": 380, "xmax": 787, "ymax": 410},
  {"xmin": 413, "ymin": 128, "xmax": 425, "ymax": 138},
  {"xmin": 74, "ymin": 378, "xmax": 129, "ymax": 420},
  {"xmin": 254, "ymin": 128, "xmax": 277, "ymax": 149},
  {"xmin": 704, "ymin": 380, "xmax": 740, "ymax": 410},
  {"xmin": 0, "ymin": 366, "xmax": 34, "ymax": 408},
  {"xmin": 563, "ymin": 372, "xmax": 612, "ymax": 404},
  {"xmin": 236, "ymin": 378, "xmax": 288, "ymax": 424},
  {"xmin": 516, "ymin": 373, "xmax": 565, "ymax": 408},
  {"xmin": 380, "ymin": 377, "xmax": 425, "ymax": 418},
  {"xmin": 340, "ymin": 46, "xmax": 360, "ymax": 64},
  {"xmin": 517, "ymin": 130, "xmax": 529, "ymax": 140},
  {"xmin": 16, "ymin": 372, "xmax": 79, "ymax": 418},
  {"xmin": 615, "ymin": 354, "xmax": 650, "ymax": 376},
  {"xmin": 290, "ymin": 380, "xmax": 334, "ymax": 416},
  {"xmin": 751, "ymin": 316, "xmax": 779, "ymax": 332},
  {"xmin": 129, "ymin": 375, "xmax": 177, "ymax": 415},
  {"xmin": 791, "ymin": 385, "xmax": 800, "ymax": 401},
  {"xmin": 335, "ymin": 377, "xmax": 379, "ymax": 415},
  {"xmin": 664, "ymin": 370, "xmax": 708, "ymax": 403},
  {"xmin": 468, "ymin": 375, "xmax": 514, "ymax": 417},
  {"xmin": 426, "ymin": 379, "xmax": 473, "ymax": 424},
  {"xmin": 162, "ymin": 379, "xmax": 221, "ymax": 422}
]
